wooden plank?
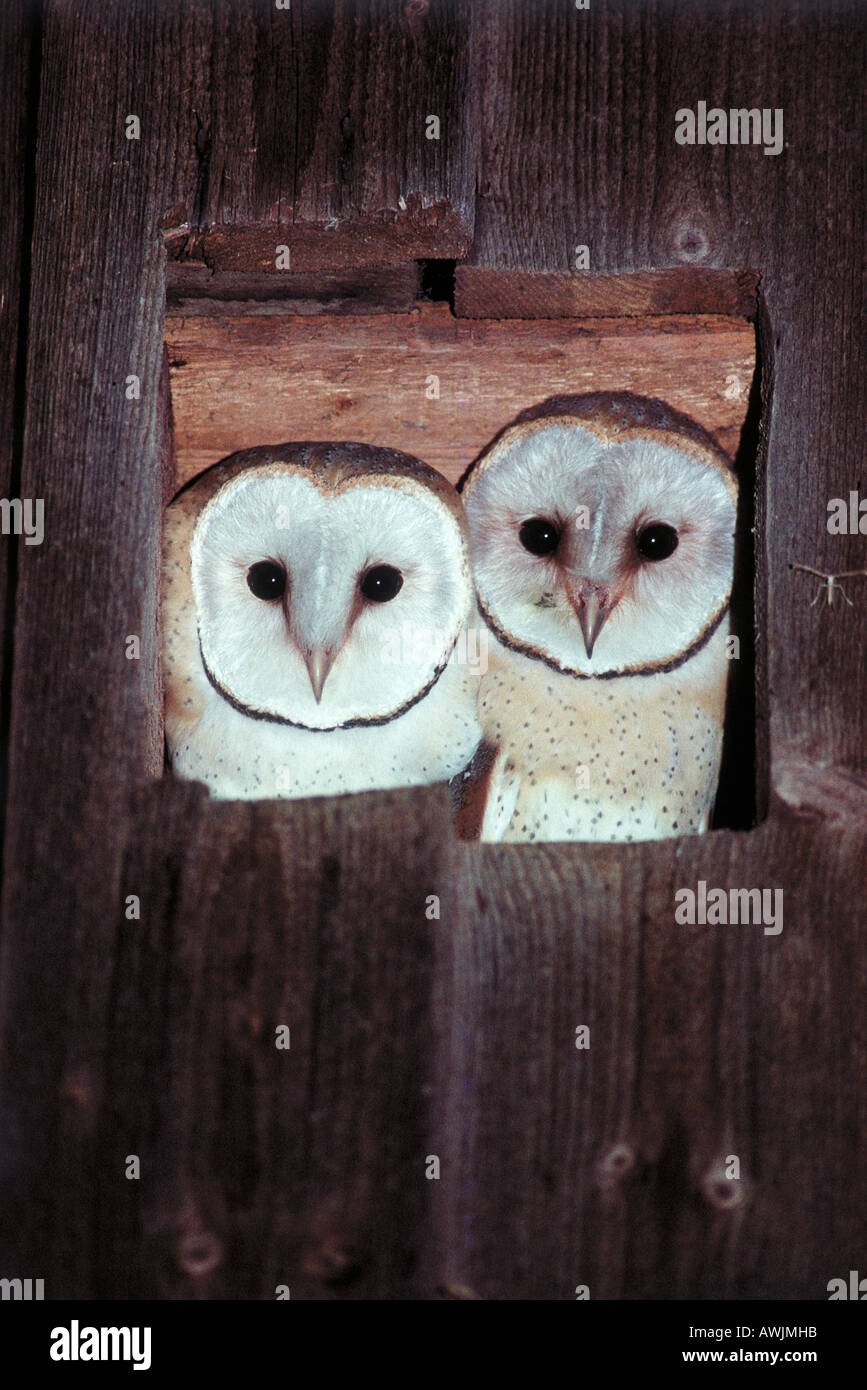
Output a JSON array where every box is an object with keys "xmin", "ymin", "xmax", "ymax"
[
  {"xmin": 0, "ymin": 0, "xmax": 37, "ymax": 831},
  {"xmin": 163, "ymin": 0, "xmax": 476, "ymax": 271},
  {"xmin": 455, "ymin": 267, "xmax": 759, "ymax": 319},
  {"xmin": 166, "ymin": 263, "xmax": 420, "ymax": 316},
  {"xmin": 468, "ymin": 0, "xmax": 867, "ymax": 772},
  {"xmin": 166, "ymin": 304, "xmax": 755, "ymax": 485},
  {"xmin": 95, "ymin": 780, "xmax": 449, "ymax": 1299},
  {"xmin": 438, "ymin": 798, "xmax": 867, "ymax": 1298},
  {"xmin": 0, "ymin": 0, "xmax": 193, "ymax": 1292}
]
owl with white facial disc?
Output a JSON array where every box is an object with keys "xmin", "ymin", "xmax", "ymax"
[
  {"xmin": 163, "ymin": 442, "xmax": 481, "ymax": 799},
  {"xmin": 454, "ymin": 393, "xmax": 738, "ymax": 842}
]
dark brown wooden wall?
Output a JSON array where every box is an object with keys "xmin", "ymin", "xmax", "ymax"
[{"xmin": 0, "ymin": 0, "xmax": 865, "ymax": 1300}]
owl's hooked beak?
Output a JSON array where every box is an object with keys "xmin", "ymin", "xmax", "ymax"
[
  {"xmin": 303, "ymin": 646, "xmax": 337, "ymax": 703},
  {"xmin": 563, "ymin": 577, "xmax": 618, "ymax": 658}
]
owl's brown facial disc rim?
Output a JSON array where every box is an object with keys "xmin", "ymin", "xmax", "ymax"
[
  {"xmin": 474, "ymin": 588, "xmax": 731, "ymax": 682},
  {"xmin": 195, "ymin": 630, "xmax": 465, "ymax": 733}
]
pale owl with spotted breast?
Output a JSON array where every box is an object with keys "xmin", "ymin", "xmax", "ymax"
[
  {"xmin": 453, "ymin": 393, "xmax": 738, "ymax": 842},
  {"xmin": 162, "ymin": 442, "xmax": 482, "ymax": 799}
]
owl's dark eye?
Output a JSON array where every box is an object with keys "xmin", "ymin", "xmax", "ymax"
[
  {"xmin": 246, "ymin": 560, "xmax": 286, "ymax": 600},
  {"xmin": 360, "ymin": 564, "xmax": 404, "ymax": 603},
  {"xmin": 519, "ymin": 517, "xmax": 561, "ymax": 557},
  {"xmin": 635, "ymin": 522, "xmax": 679, "ymax": 561}
]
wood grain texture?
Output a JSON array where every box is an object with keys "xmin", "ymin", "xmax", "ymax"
[
  {"xmin": 469, "ymin": 0, "xmax": 867, "ymax": 771},
  {"xmin": 0, "ymin": 0, "xmax": 179, "ymax": 1289},
  {"xmin": 1, "ymin": 0, "xmax": 865, "ymax": 1303},
  {"xmin": 95, "ymin": 780, "xmax": 448, "ymax": 1300},
  {"xmin": 455, "ymin": 267, "xmax": 759, "ymax": 319},
  {"xmin": 166, "ymin": 263, "xmax": 420, "ymax": 316},
  {"xmin": 0, "ymin": 0, "xmax": 37, "ymax": 824},
  {"xmin": 166, "ymin": 304, "xmax": 755, "ymax": 485},
  {"xmin": 163, "ymin": 0, "xmax": 476, "ymax": 270},
  {"xmin": 440, "ymin": 793, "xmax": 867, "ymax": 1299}
]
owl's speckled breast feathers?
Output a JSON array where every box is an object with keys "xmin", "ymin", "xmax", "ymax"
[{"xmin": 459, "ymin": 621, "xmax": 728, "ymax": 842}]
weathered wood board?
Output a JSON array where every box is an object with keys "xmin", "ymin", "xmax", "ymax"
[
  {"xmin": 166, "ymin": 263, "xmax": 422, "ymax": 316},
  {"xmin": 0, "ymin": 0, "xmax": 864, "ymax": 1304},
  {"xmin": 166, "ymin": 305, "xmax": 755, "ymax": 485},
  {"xmin": 455, "ymin": 267, "xmax": 760, "ymax": 320},
  {"xmin": 162, "ymin": 0, "xmax": 476, "ymax": 269},
  {"xmin": 0, "ymin": 0, "xmax": 37, "ymax": 815}
]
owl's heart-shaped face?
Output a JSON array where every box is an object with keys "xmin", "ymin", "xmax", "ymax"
[
  {"xmin": 189, "ymin": 460, "xmax": 471, "ymax": 730},
  {"xmin": 461, "ymin": 401, "xmax": 738, "ymax": 678}
]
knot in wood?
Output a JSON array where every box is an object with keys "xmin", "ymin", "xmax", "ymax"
[
  {"xmin": 701, "ymin": 1160, "xmax": 748, "ymax": 1211},
  {"xmin": 671, "ymin": 219, "xmax": 711, "ymax": 264},
  {"xmin": 403, "ymin": 0, "xmax": 430, "ymax": 38},
  {"xmin": 177, "ymin": 1228, "xmax": 223, "ymax": 1276},
  {"xmin": 596, "ymin": 1142, "xmax": 636, "ymax": 1184}
]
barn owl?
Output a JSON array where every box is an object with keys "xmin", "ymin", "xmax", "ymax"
[
  {"xmin": 453, "ymin": 393, "xmax": 738, "ymax": 842},
  {"xmin": 162, "ymin": 442, "xmax": 482, "ymax": 799}
]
